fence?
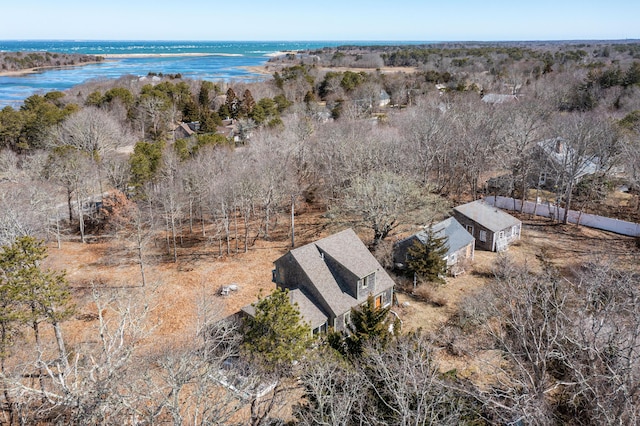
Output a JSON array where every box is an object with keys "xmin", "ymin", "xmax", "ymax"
[{"xmin": 484, "ymin": 196, "xmax": 640, "ymax": 237}]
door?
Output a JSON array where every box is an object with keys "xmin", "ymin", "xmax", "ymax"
[{"xmin": 375, "ymin": 295, "xmax": 383, "ymax": 308}]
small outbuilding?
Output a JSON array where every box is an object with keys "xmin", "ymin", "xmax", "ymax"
[
  {"xmin": 453, "ymin": 200, "xmax": 521, "ymax": 252},
  {"xmin": 394, "ymin": 217, "xmax": 475, "ymax": 275}
]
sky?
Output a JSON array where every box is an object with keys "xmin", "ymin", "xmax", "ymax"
[{"xmin": 1, "ymin": 0, "xmax": 638, "ymax": 41}]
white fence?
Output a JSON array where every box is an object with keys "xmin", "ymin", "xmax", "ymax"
[{"xmin": 484, "ymin": 196, "xmax": 640, "ymax": 238}]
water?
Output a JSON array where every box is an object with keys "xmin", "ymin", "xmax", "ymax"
[{"xmin": 0, "ymin": 40, "xmax": 401, "ymax": 108}]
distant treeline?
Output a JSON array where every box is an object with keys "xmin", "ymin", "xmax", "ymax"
[
  {"xmin": 0, "ymin": 51, "xmax": 103, "ymax": 72},
  {"xmin": 291, "ymin": 41, "xmax": 640, "ymax": 69}
]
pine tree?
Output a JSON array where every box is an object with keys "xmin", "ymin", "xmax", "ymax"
[
  {"xmin": 224, "ymin": 87, "xmax": 239, "ymax": 119},
  {"xmin": 240, "ymin": 89, "xmax": 256, "ymax": 117},
  {"xmin": 0, "ymin": 236, "xmax": 74, "ymax": 388},
  {"xmin": 329, "ymin": 294, "xmax": 398, "ymax": 358},
  {"xmin": 406, "ymin": 227, "xmax": 449, "ymax": 284},
  {"xmin": 242, "ymin": 288, "xmax": 311, "ymax": 373}
]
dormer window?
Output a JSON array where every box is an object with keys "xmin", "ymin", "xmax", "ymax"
[{"xmin": 359, "ymin": 272, "xmax": 375, "ymax": 290}]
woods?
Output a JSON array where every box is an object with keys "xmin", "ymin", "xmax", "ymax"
[{"xmin": 1, "ymin": 40, "xmax": 640, "ymax": 424}]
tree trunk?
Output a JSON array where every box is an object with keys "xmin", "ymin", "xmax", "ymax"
[
  {"xmin": 75, "ymin": 183, "xmax": 85, "ymax": 243},
  {"xmin": 67, "ymin": 187, "xmax": 73, "ymax": 223},
  {"xmin": 51, "ymin": 320, "xmax": 68, "ymax": 370},
  {"xmin": 31, "ymin": 318, "xmax": 47, "ymax": 400},
  {"xmin": 136, "ymin": 218, "xmax": 147, "ymax": 287},
  {"xmin": 563, "ymin": 180, "xmax": 574, "ymax": 224}
]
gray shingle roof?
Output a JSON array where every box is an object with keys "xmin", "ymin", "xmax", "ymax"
[
  {"xmin": 289, "ymin": 288, "xmax": 328, "ymax": 329},
  {"xmin": 454, "ymin": 200, "xmax": 521, "ymax": 232},
  {"xmin": 289, "ymin": 242, "xmax": 357, "ymax": 317},
  {"xmin": 287, "ymin": 228, "xmax": 394, "ymax": 318},
  {"xmin": 240, "ymin": 288, "xmax": 328, "ymax": 330},
  {"xmin": 413, "ymin": 217, "xmax": 475, "ymax": 258}
]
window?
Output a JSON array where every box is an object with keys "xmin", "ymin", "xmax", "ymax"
[
  {"xmin": 449, "ymin": 253, "xmax": 457, "ymax": 264},
  {"xmin": 479, "ymin": 230, "xmax": 487, "ymax": 242},
  {"xmin": 512, "ymin": 225, "xmax": 519, "ymax": 238},
  {"xmin": 313, "ymin": 322, "xmax": 328, "ymax": 335},
  {"xmin": 466, "ymin": 225, "xmax": 474, "ymax": 235},
  {"xmin": 499, "ymin": 230, "xmax": 505, "ymax": 240},
  {"xmin": 343, "ymin": 312, "xmax": 351, "ymax": 328},
  {"xmin": 539, "ymin": 172, "xmax": 547, "ymax": 186},
  {"xmin": 360, "ymin": 272, "xmax": 375, "ymax": 289}
]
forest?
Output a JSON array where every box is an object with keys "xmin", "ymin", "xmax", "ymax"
[
  {"xmin": 0, "ymin": 51, "xmax": 103, "ymax": 73},
  {"xmin": 0, "ymin": 41, "xmax": 640, "ymax": 425}
]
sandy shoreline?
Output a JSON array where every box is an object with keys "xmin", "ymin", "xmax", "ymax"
[{"xmin": 101, "ymin": 52, "xmax": 243, "ymax": 58}]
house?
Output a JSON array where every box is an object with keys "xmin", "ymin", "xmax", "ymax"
[
  {"xmin": 481, "ymin": 93, "xmax": 518, "ymax": 105},
  {"xmin": 393, "ymin": 217, "xmax": 475, "ymax": 276},
  {"xmin": 378, "ymin": 90, "xmax": 391, "ymax": 107},
  {"xmin": 534, "ymin": 137, "xmax": 600, "ymax": 188},
  {"xmin": 453, "ymin": 200, "xmax": 522, "ymax": 252},
  {"xmin": 173, "ymin": 122, "xmax": 196, "ymax": 140},
  {"xmin": 256, "ymin": 228, "xmax": 395, "ymax": 335}
]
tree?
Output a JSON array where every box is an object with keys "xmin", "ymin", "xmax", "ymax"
[
  {"xmin": 335, "ymin": 171, "xmax": 442, "ymax": 244},
  {"xmin": 551, "ymin": 113, "xmax": 621, "ymax": 223},
  {"xmin": 129, "ymin": 140, "xmax": 165, "ymax": 190},
  {"xmin": 361, "ymin": 331, "xmax": 473, "ymax": 425},
  {"xmin": 294, "ymin": 348, "xmax": 367, "ymax": 426},
  {"xmin": 329, "ymin": 294, "xmax": 397, "ymax": 359},
  {"xmin": 240, "ymin": 89, "xmax": 256, "ymax": 117},
  {"xmin": 43, "ymin": 145, "xmax": 95, "ymax": 242},
  {"xmin": 242, "ymin": 288, "xmax": 311, "ymax": 426},
  {"xmin": 0, "ymin": 236, "xmax": 74, "ymax": 398},
  {"xmin": 224, "ymin": 87, "xmax": 239, "ymax": 119},
  {"xmin": 52, "ymin": 107, "xmax": 132, "ymax": 197},
  {"xmin": 405, "ymin": 228, "xmax": 448, "ymax": 284},
  {"xmin": 242, "ymin": 288, "xmax": 311, "ymax": 372}
]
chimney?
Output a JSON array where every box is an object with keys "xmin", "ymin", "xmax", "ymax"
[{"xmin": 555, "ymin": 138, "xmax": 563, "ymax": 154}]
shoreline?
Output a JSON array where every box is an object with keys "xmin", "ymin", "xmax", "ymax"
[
  {"xmin": 0, "ymin": 60, "xmax": 106, "ymax": 77},
  {"xmin": 101, "ymin": 52, "xmax": 242, "ymax": 58}
]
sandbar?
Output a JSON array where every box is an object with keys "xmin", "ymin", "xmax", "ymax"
[{"xmin": 101, "ymin": 53, "xmax": 243, "ymax": 58}]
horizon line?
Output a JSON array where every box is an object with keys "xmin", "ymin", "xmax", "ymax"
[{"xmin": 1, "ymin": 38, "xmax": 639, "ymax": 43}]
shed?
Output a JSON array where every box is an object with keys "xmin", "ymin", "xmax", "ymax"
[
  {"xmin": 394, "ymin": 217, "xmax": 475, "ymax": 273},
  {"xmin": 453, "ymin": 200, "xmax": 521, "ymax": 252}
]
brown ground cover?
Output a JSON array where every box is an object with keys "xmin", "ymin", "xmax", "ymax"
[{"xmin": 44, "ymin": 209, "xmax": 639, "ymax": 356}]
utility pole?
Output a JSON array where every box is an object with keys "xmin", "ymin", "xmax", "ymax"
[{"xmin": 291, "ymin": 194, "xmax": 295, "ymax": 248}]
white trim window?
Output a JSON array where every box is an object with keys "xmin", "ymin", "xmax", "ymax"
[
  {"xmin": 479, "ymin": 230, "xmax": 487, "ymax": 242},
  {"xmin": 343, "ymin": 311, "xmax": 351, "ymax": 328}
]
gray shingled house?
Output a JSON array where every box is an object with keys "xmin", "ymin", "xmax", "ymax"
[
  {"xmin": 393, "ymin": 217, "xmax": 475, "ymax": 276},
  {"xmin": 453, "ymin": 200, "xmax": 521, "ymax": 252},
  {"xmin": 268, "ymin": 228, "xmax": 395, "ymax": 335}
]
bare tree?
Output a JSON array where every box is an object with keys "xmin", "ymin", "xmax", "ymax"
[
  {"xmin": 360, "ymin": 332, "xmax": 470, "ymax": 426},
  {"xmin": 334, "ymin": 171, "xmax": 443, "ymax": 244},
  {"xmin": 295, "ymin": 348, "xmax": 367, "ymax": 426},
  {"xmin": 551, "ymin": 113, "xmax": 621, "ymax": 223}
]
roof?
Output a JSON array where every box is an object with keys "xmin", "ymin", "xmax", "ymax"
[
  {"xmin": 283, "ymin": 228, "xmax": 395, "ymax": 318},
  {"xmin": 288, "ymin": 242, "xmax": 358, "ymax": 317},
  {"xmin": 481, "ymin": 93, "xmax": 518, "ymax": 104},
  {"xmin": 411, "ymin": 217, "xmax": 475, "ymax": 258},
  {"xmin": 537, "ymin": 137, "xmax": 599, "ymax": 180},
  {"xmin": 241, "ymin": 288, "xmax": 328, "ymax": 330},
  {"xmin": 454, "ymin": 200, "xmax": 521, "ymax": 232},
  {"xmin": 289, "ymin": 288, "xmax": 328, "ymax": 329}
]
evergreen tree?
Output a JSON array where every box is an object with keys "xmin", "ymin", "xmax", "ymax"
[
  {"xmin": 198, "ymin": 81, "xmax": 215, "ymax": 109},
  {"xmin": 406, "ymin": 228, "xmax": 448, "ymax": 284},
  {"xmin": 240, "ymin": 89, "xmax": 256, "ymax": 117},
  {"xmin": 242, "ymin": 288, "xmax": 311, "ymax": 373},
  {"xmin": 0, "ymin": 236, "xmax": 74, "ymax": 372},
  {"xmin": 224, "ymin": 87, "xmax": 239, "ymax": 119},
  {"xmin": 328, "ymin": 294, "xmax": 398, "ymax": 358}
]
